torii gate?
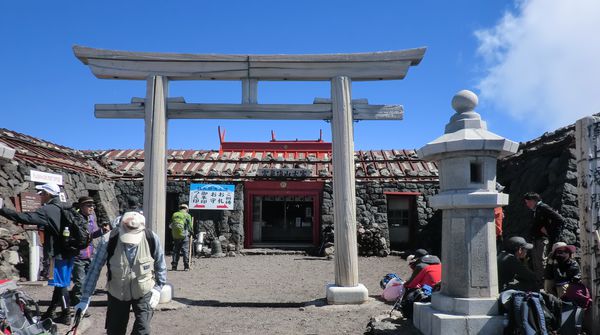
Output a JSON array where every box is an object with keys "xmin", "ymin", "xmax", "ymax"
[{"xmin": 73, "ymin": 45, "xmax": 426, "ymax": 304}]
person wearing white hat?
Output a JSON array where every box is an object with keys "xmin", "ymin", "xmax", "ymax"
[
  {"xmin": 544, "ymin": 242, "xmax": 580, "ymax": 296},
  {"xmin": 0, "ymin": 183, "xmax": 75, "ymax": 325},
  {"xmin": 74, "ymin": 211, "xmax": 167, "ymax": 334}
]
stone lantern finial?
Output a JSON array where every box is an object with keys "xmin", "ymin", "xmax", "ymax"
[{"xmin": 445, "ymin": 90, "xmax": 486, "ymax": 133}]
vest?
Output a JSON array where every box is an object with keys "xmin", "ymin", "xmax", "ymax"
[{"xmin": 107, "ymin": 234, "xmax": 155, "ymax": 301}]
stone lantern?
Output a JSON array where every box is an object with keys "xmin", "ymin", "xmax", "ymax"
[{"xmin": 413, "ymin": 90, "xmax": 519, "ymax": 335}]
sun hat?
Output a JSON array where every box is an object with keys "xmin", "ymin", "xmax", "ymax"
[
  {"xmin": 550, "ymin": 242, "xmax": 576, "ymax": 256},
  {"xmin": 77, "ymin": 196, "xmax": 94, "ymax": 205},
  {"xmin": 179, "ymin": 204, "xmax": 189, "ymax": 210},
  {"xmin": 35, "ymin": 183, "xmax": 60, "ymax": 196},
  {"xmin": 119, "ymin": 211, "xmax": 146, "ymax": 244}
]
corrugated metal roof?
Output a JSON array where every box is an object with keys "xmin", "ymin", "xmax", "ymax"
[
  {"xmin": 90, "ymin": 148, "xmax": 439, "ymax": 182},
  {"xmin": 0, "ymin": 128, "xmax": 438, "ymax": 182},
  {"xmin": 0, "ymin": 128, "xmax": 111, "ymax": 176}
]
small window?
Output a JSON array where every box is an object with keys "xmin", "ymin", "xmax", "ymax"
[
  {"xmin": 470, "ymin": 162, "xmax": 482, "ymax": 183},
  {"xmin": 387, "ymin": 197, "xmax": 410, "ymax": 227}
]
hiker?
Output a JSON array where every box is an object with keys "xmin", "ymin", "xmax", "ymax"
[
  {"xmin": 70, "ymin": 196, "xmax": 110, "ymax": 306},
  {"xmin": 403, "ymin": 249, "xmax": 429, "ymax": 285},
  {"xmin": 75, "ymin": 211, "xmax": 166, "ymax": 335},
  {"xmin": 544, "ymin": 242, "xmax": 580, "ymax": 297},
  {"xmin": 0, "ymin": 183, "xmax": 75, "ymax": 325},
  {"xmin": 170, "ymin": 204, "xmax": 193, "ymax": 271},
  {"xmin": 404, "ymin": 254, "xmax": 441, "ymax": 290},
  {"xmin": 497, "ymin": 236, "xmax": 538, "ymax": 292},
  {"xmin": 523, "ymin": 192, "xmax": 565, "ymax": 289}
]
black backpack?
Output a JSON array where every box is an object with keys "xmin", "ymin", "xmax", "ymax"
[{"xmin": 52, "ymin": 204, "xmax": 91, "ymax": 256}]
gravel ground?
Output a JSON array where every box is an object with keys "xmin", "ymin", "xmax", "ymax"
[{"xmin": 21, "ymin": 253, "xmax": 420, "ymax": 335}]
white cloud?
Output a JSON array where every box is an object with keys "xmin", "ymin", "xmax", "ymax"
[{"xmin": 475, "ymin": 0, "xmax": 600, "ymax": 130}]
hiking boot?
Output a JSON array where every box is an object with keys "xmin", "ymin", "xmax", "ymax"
[
  {"xmin": 53, "ymin": 311, "xmax": 71, "ymax": 325},
  {"xmin": 184, "ymin": 267, "xmax": 190, "ymax": 271},
  {"xmin": 171, "ymin": 266, "xmax": 177, "ymax": 271},
  {"xmin": 41, "ymin": 309, "xmax": 57, "ymax": 321}
]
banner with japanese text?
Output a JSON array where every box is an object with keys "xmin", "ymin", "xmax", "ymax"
[{"xmin": 189, "ymin": 183, "xmax": 235, "ymax": 210}]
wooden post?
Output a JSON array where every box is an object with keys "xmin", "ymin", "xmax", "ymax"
[
  {"xmin": 143, "ymin": 76, "xmax": 169, "ymax": 248},
  {"xmin": 330, "ymin": 76, "xmax": 358, "ymax": 287},
  {"xmin": 575, "ymin": 116, "xmax": 600, "ymax": 334},
  {"xmin": 242, "ymin": 79, "xmax": 258, "ymax": 104}
]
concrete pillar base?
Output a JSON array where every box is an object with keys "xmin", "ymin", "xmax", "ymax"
[
  {"xmin": 325, "ymin": 283, "xmax": 368, "ymax": 305},
  {"xmin": 413, "ymin": 302, "xmax": 505, "ymax": 335}
]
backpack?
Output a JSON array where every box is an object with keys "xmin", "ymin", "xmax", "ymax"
[
  {"xmin": 502, "ymin": 291, "xmax": 558, "ymax": 335},
  {"xmin": 52, "ymin": 204, "xmax": 91, "ymax": 256},
  {"xmin": 562, "ymin": 281, "xmax": 592, "ymax": 310},
  {"xmin": 0, "ymin": 280, "xmax": 57, "ymax": 335},
  {"xmin": 171, "ymin": 211, "xmax": 190, "ymax": 240},
  {"xmin": 106, "ymin": 229, "xmax": 156, "ymax": 281}
]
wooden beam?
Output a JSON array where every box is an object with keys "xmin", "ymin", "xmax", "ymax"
[
  {"xmin": 94, "ymin": 103, "xmax": 403, "ymax": 120},
  {"xmin": 73, "ymin": 45, "xmax": 426, "ymax": 81}
]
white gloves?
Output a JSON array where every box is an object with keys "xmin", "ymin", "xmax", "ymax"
[
  {"xmin": 74, "ymin": 301, "xmax": 89, "ymax": 316},
  {"xmin": 149, "ymin": 288, "xmax": 161, "ymax": 308}
]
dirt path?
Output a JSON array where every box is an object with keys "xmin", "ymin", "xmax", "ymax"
[{"xmin": 23, "ymin": 253, "xmax": 419, "ymax": 334}]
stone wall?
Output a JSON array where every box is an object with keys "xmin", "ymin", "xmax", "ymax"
[
  {"xmin": 0, "ymin": 159, "xmax": 119, "ymax": 279},
  {"xmin": 497, "ymin": 124, "xmax": 579, "ymax": 246},
  {"xmin": 320, "ymin": 180, "xmax": 441, "ymax": 256},
  {"xmin": 113, "ymin": 180, "xmax": 245, "ymax": 252}
]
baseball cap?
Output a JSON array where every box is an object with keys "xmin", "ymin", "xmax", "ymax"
[
  {"xmin": 414, "ymin": 249, "xmax": 429, "ymax": 259},
  {"xmin": 505, "ymin": 236, "xmax": 533, "ymax": 251},
  {"xmin": 179, "ymin": 204, "xmax": 189, "ymax": 210},
  {"xmin": 35, "ymin": 183, "xmax": 60, "ymax": 196}
]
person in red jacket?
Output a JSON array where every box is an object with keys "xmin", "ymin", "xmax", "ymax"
[{"xmin": 404, "ymin": 254, "xmax": 442, "ymax": 289}]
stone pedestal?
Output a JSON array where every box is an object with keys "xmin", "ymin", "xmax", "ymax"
[
  {"xmin": 413, "ymin": 300, "xmax": 505, "ymax": 335},
  {"xmin": 325, "ymin": 283, "xmax": 369, "ymax": 305}
]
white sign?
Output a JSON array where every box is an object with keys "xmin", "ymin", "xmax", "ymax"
[
  {"xmin": 30, "ymin": 170, "xmax": 63, "ymax": 185},
  {"xmin": 189, "ymin": 184, "xmax": 235, "ymax": 210}
]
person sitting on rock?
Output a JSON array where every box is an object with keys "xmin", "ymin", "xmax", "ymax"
[
  {"xmin": 544, "ymin": 242, "xmax": 580, "ymax": 297},
  {"xmin": 497, "ymin": 236, "xmax": 538, "ymax": 292}
]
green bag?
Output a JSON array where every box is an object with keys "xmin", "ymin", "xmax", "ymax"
[{"xmin": 171, "ymin": 211, "xmax": 189, "ymax": 240}]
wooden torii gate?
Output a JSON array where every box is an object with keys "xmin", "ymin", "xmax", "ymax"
[{"xmin": 73, "ymin": 45, "xmax": 426, "ymax": 304}]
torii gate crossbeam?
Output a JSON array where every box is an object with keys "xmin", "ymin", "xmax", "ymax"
[{"xmin": 74, "ymin": 45, "xmax": 426, "ymax": 305}]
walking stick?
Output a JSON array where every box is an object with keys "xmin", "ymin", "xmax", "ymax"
[{"xmin": 188, "ymin": 234, "xmax": 193, "ymax": 269}]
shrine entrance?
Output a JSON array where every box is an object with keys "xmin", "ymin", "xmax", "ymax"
[{"xmin": 74, "ymin": 45, "xmax": 426, "ymax": 304}]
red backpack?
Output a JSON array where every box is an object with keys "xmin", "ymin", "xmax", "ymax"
[{"xmin": 562, "ymin": 281, "xmax": 592, "ymax": 309}]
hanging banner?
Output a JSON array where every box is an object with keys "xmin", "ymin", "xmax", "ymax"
[{"xmin": 189, "ymin": 183, "xmax": 235, "ymax": 210}]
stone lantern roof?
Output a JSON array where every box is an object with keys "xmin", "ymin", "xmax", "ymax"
[{"xmin": 418, "ymin": 90, "xmax": 519, "ymax": 162}]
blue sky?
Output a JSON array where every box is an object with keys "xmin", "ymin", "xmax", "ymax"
[{"xmin": 1, "ymin": 1, "xmax": 599, "ymax": 151}]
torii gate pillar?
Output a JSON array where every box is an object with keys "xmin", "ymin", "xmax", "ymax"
[
  {"xmin": 142, "ymin": 76, "xmax": 168, "ymax": 245},
  {"xmin": 326, "ymin": 76, "xmax": 368, "ymax": 303}
]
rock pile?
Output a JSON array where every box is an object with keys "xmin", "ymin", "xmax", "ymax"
[{"xmin": 357, "ymin": 224, "xmax": 389, "ymax": 257}]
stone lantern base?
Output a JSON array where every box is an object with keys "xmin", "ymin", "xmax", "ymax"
[
  {"xmin": 413, "ymin": 293, "xmax": 505, "ymax": 335},
  {"xmin": 325, "ymin": 283, "xmax": 369, "ymax": 304}
]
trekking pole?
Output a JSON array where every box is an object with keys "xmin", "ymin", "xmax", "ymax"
[
  {"xmin": 65, "ymin": 309, "xmax": 82, "ymax": 335},
  {"xmin": 188, "ymin": 236, "xmax": 193, "ymax": 269}
]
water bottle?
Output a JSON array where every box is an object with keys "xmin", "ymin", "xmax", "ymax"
[{"xmin": 63, "ymin": 226, "xmax": 70, "ymax": 239}]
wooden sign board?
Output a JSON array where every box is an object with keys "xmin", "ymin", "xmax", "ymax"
[
  {"xmin": 256, "ymin": 168, "xmax": 311, "ymax": 178},
  {"xmin": 20, "ymin": 192, "xmax": 42, "ymax": 212}
]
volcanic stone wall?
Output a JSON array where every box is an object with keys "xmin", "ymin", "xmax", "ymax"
[
  {"xmin": 320, "ymin": 180, "xmax": 441, "ymax": 256},
  {"xmin": 0, "ymin": 159, "xmax": 119, "ymax": 279},
  {"xmin": 497, "ymin": 124, "xmax": 579, "ymax": 246}
]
